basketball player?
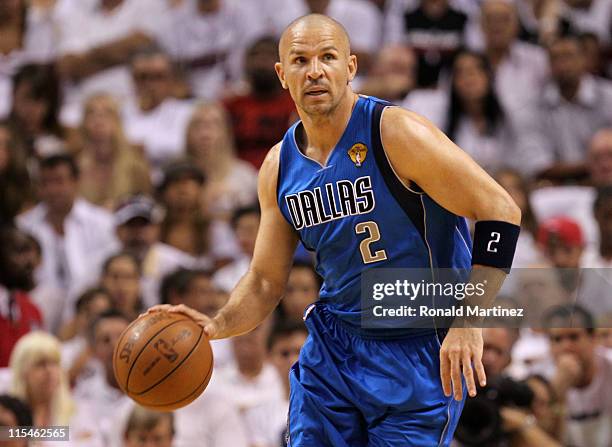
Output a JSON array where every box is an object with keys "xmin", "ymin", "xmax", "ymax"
[{"xmin": 149, "ymin": 14, "xmax": 521, "ymax": 446}]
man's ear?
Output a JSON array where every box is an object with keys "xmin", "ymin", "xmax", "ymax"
[
  {"xmin": 347, "ymin": 54, "xmax": 357, "ymax": 83},
  {"xmin": 275, "ymin": 62, "xmax": 288, "ymax": 89}
]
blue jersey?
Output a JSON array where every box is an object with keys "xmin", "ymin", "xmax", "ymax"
[{"xmin": 277, "ymin": 95, "xmax": 472, "ymax": 334}]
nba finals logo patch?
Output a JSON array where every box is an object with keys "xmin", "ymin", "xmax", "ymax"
[{"xmin": 348, "ymin": 143, "xmax": 368, "ymax": 167}]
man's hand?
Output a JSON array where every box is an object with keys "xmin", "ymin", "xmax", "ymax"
[
  {"xmin": 145, "ymin": 304, "xmax": 224, "ymax": 339},
  {"xmin": 440, "ymin": 327, "xmax": 486, "ymax": 400}
]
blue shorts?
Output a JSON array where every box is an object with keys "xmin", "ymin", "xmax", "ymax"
[{"xmin": 288, "ymin": 303, "xmax": 465, "ymax": 447}]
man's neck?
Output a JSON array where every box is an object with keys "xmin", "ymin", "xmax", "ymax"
[
  {"xmin": 47, "ymin": 203, "xmax": 74, "ymax": 235},
  {"xmin": 559, "ymin": 80, "xmax": 581, "ymax": 102},
  {"xmin": 486, "ymin": 45, "xmax": 510, "ymax": 68},
  {"xmin": 576, "ymin": 358, "xmax": 597, "ymax": 388},
  {"xmin": 101, "ymin": 0, "xmax": 123, "ymax": 12},
  {"xmin": 139, "ymin": 96, "xmax": 164, "ymax": 113},
  {"xmin": 238, "ymin": 362, "xmax": 263, "ymax": 380},
  {"xmin": 298, "ymin": 91, "xmax": 358, "ymax": 162}
]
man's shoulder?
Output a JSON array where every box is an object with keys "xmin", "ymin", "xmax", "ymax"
[{"xmin": 72, "ymin": 199, "xmax": 114, "ymax": 224}]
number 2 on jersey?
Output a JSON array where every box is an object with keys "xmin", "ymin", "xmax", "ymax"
[{"xmin": 355, "ymin": 221, "xmax": 388, "ymax": 264}]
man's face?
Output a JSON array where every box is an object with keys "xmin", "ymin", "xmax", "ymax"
[
  {"xmin": 544, "ymin": 238, "xmax": 583, "ymax": 269},
  {"xmin": 117, "ymin": 218, "xmax": 159, "ymax": 259},
  {"xmin": 588, "ymin": 132, "xmax": 612, "ymax": 187},
  {"xmin": 0, "ymin": 230, "xmax": 36, "ymax": 290},
  {"xmin": 12, "ymin": 81, "xmax": 48, "ymax": 134},
  {"xmin": 132, "ymin": 54, "xmax": 173, "ymax": 109},
  {"xmin": 179, "ymin": 275, "xmax": 223, "ymax": 316},
  {"xmin": 125, "ymin": 417, "xmax": 173, "ymax": 447},
  {"xmin": 94, "ymin": 317, "xmax": 129, "ymax": 378},
  {"xmin": 549, "ymin": 39, "xmax": 585, "ymax": 87},
  {"xmin": 481, "ymin": 1, "xmax": 518, "ymax": 51},
  {"xmin": 548, "ymin": 327, "xmax": 594, "ymax": 370},
  {"xmin": 232, "ymin": 325, "xmax": 268, "ymax": 373},
  {"xmin": 245, "ymin": 41, "xmax": 280, "ymax": 93},
  {"xmin": 39, "ymin": 164, "xmax": 77, "ymax": 214},
  {"xmin": 275, "ymin": 20, "xmax": 357, "ymax": 116},
  {"xmin": 269, "ymin": 331, "xmax": 307, "ymax": 386},
  {"xmin": 482, "ymin": 328, "xmax": 513, "ymax": 378},
  {"xmin": 234, "ymin": 213, "xmax": 260, "ymax": 257}
]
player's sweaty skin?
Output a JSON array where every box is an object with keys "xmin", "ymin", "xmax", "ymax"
[{"xmin": 147, "ymin": 13, "xmax": 521, "ymax": 403}]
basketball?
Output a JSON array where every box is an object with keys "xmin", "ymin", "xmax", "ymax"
[{"xmin": 113, "ymin": 311, "xmax": 213, "ymax": 411}]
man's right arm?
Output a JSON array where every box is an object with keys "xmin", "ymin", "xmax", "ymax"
[{"xmin": 150, "ymin": 143, "xmax": 299, "ymax": 339}]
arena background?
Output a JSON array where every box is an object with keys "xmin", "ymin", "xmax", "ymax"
[{"xmin": 0, "ymin": 0, "xmax": 611, "ymax": 446}]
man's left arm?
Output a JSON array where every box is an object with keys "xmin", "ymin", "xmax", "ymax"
[{"xmin": 381, "ymin": 107, "xmax": 522, "ymax": 401}]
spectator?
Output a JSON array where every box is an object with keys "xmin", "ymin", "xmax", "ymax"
[
  {"xmin": 494, "ymin": 168, "xmax": 543, "ymax": 267},
  {"xmin": 112, "ymin": 194, "xmax": 196, "ymax": 308},
  {"xmin": 160, "ymin": 268, "xmax": 232, "ymax": 369},
  {"xmin": 0, "ymin": 0, "xmax": 57, "ymax": 119},
  {"xmin": 9, "ymin": 332, "xmax": 73, "ymax": 426},
  {"xmin": 213, "ymin": 205, "xmax": 261, "ymax": 293},
  {"xmin": 544, "ymin": 305, "xmax": 612, "ymax": 447},
  {"xmin": 224, "ymin": 36, "xmax": 296, "ymax": 168},
  {"xmin": 215, "ymin": 322, "xmax": 284, "ymax": 441},
  {"xmin": 73, "ymin": 309, "xmax": 132, "ymax": 444},
  {"xmin": 8, "ymin": 64, "xmax": 64, "ymax": 157},
  {"xmin": 514, "ymin": 0, "xmax": 563, "ymax": 44},
  {"xmin": 186, "ymin": 102, "xmax": 258, "ymax": 219},
  {"xmin": 406, "ymin": 50, "xmax": 519, "ymax": 173},
  {"xmin": 59, "ymin": 287, "xmax": 112, "ymax": 387},
  {"xmin": 245, "ymin": 320, "xmax": 308, "ymax": 447},
  {"xmin": 123, "ymin": 47, "xmax": 193, "ymax": 174},
  {"xmin": 526, "ymin": 375, "xmax": 565, "ymax": 441},
  {"xmin": 123, "ymin": 406, "xmax": 174, "ymax": 447},
  {"xmin": 587, "ymin": 128, "xmax": 612, "ymax": 187},
  {"xmin": 55, "ymin": 0, "xmax": 165, "ymax": 126},
  {"xmin": 0, "ymin": 122, "xmax": 33, "ymax": 225},
  {"xmin": 386, "ymin": 0, "xmax": 468, "ymax": 88},
  {"xmin": 0, "ymin": 226, "xmax": 42, "ymax": 367},
  {"xmin": 101, "ymin": 252, "xmax": 143, "ymax": 321},
  {"xmin": 479, "ymin": 0, "xmax": 549, "ymax": 113},
  {"xmin": 155, "ymin": 0, "xmax": 263, "ymax": 100},
  {"xmin": 157, "ymin": 161, "xmax": 214, "ymax": 267},
  {"xmin": 520, "ymin": 35, "xmax": 612, "ymax": 179},
  {"xmin": 358, "ymin": 45, "xmax": 417, "ymax": 103},
  {"xmin": 0, "ymin": 394, "xmax": 32, "ymax": 447},
  {"xmin": 17, "ymin": 154, "xmax": 116, "ymax": 303},
  {"xmin": 277, "ymin": 261, "xmax": 321, "ymax": 323},
  {"xmin": 76, "ymin": 93, "xmax": 151, "ymax": 209},
  {"xmin": 482, "ymin": 327, "xmax": 519, "ymax": 379}
]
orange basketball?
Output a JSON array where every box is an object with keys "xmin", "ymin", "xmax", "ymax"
[{"xmin": 113, "ymin": 311, "xmax": 213, "ymax": 411}]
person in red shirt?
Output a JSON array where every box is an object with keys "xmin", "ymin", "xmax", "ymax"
[
  {"xmin": 0, "ymin": 226, "xmax": 43, "ymax": 367},
  {"xmin": 223, "ymin": 36, "xmax": 296, "ymax": 168}
]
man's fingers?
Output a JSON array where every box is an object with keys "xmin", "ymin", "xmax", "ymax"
[
  {"xmin": 450, "ymin": 351, "xmax": 462, "ymax": 401},
  {"xmin": 462, "ymin": 351, "xmax": 476, "ymax": 398},
  {"xmin": 474, "ymin": 354, "xmax": 487, "ymax": 387},
  {"xmin": 440, "ymin": 351, "xmax": 451, "ymax": 397}
]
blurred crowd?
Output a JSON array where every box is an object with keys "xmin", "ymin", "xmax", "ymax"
[{"xmin": 0, "ymin": 0, "xmax": 611, "ymax": 446}]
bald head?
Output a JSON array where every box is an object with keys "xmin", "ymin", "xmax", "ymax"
[{"xmin": 279, "ymin": 14, "xmax": 351, "ymax": 63}]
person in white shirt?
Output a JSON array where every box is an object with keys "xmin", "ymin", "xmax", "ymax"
[
  {"xmin": 213, "ymin": 205, "xmax": 260, "ymax": 293},
  {"xmin": 213, "ymin": 321, "xmax": 284, "ymax": 444},
  {"xmin": 244, "ymin": 320, "xmax": 308, "ymax": 447},
  {"xmin": 517, "ymin": 35, "xmax": 612, "ymax": 179},
  {"xmin": 55, "ymin": 0, "xmax": 167, "ymax": 126},
  {"xmin": 73, "ymin": 309, "xmax": 133, "ymax": 446},
  {"xmin": 154, "ymin": 0, "xmax": 264, "ymax": 100},
  {"xmin": 544, "ymin": 305, "xmax": 612, "ymax": 447},
  {"xmin": 123, "ymin": 48, "xmax": 193, "ymax": 176},
  {"xmin": 112, "ymin": 195, "xmax": 196, "ymax": 308},
  {"xmin": 17, "ymin": 154, "xmax": 116, "ymax": 309},
  {"xmin": 478, "ymin": 0, "xmax": 549, "ymax": 114}
]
